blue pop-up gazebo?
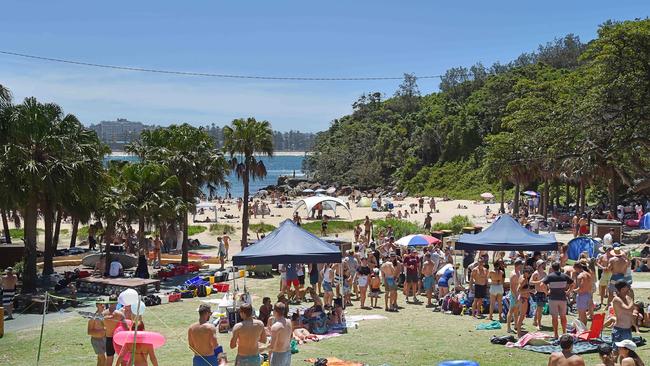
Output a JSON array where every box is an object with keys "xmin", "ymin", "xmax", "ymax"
[
  {"xmin": 233, "ymin": 219, "xmax": 342, "ymax": 265},
  {"xmin": 456, "ymin": 214, "xmax": 558, "ymax": 251}
]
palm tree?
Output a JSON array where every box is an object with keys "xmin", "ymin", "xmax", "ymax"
[
  {"xmin": 127, "ymin": 124, "xmax": 229, "ymax": 265},
  {"xmin": 223, "ymin": 118, "xmax": 274, "ymax": 249},
  {"xmin": 0, "ymin": 84, "xmax": 14, "ymax": 244}
]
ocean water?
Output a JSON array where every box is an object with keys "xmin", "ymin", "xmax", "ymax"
[{"xmin": 104, "ymin": 154, "xmax": 305, "ymax": 198}]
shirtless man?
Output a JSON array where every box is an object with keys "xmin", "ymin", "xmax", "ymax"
[
  {"xmin": 547, "ymin": 334, "xmax": 585, "ymax": 366},
  {"xmin": 153, "ymin": 236, "xmax": 162, "ymax": 267},
  {"xmin": 87, "ymin": 302, "xmax": 106, "ymax": 366},
  {"xmin": 608, "ymin": 247, "xmax": 630, "ymax": 304},
  {"xmin": 488, "ymin": 260, "xmax": 505, "ymax": 321},
  {"xmin": 2, "ymin": 267, "xmax": 18, "ymax": 320},
  {"xmin": 188, "ymin": 304, "xmax": 219, "ymax": 366},
  {"xmin": 611, "ymin": 280, "xmax": 634, "ymax": 350},
  {"xmin": 103, "ymin": 294, "xmax": 122, "ymax": 366},
  {"xmin": 269, "ymin": 302, "xmax": 292, "ymax": 366},
  {"xmin": 596, "ymin": 248, "xmax": 611, "ymax": 306},
  {"xmin": 222, "ymin": 232, "xmax": 231, "ymax": 260},
  {"xmin": 470, "ymin": 258, "xmax": 488, "ymax": 318},
  {"xmin": 230, "ymin": 304, "xmax": 266, "ymax": 366},
  {"xmin": 530, "ymin": 260, "xmax": 548, "ymax": 331},
  {"xmin": 506, "ymin": 259, "xmax": 523, "ymax": 333},
  {"xmin": 363, "ymin": 216, "xmax": 372, "ymax": 243},
  {"xmin": 573, "ymin": 259, "xmax": 594, "ymax": 327},
  {"xmin": 421, "ymin": 253, "xmax": 436, "ymax": 307},
  {"xmin": 381, "ymin": 253, "xmax": 399, "ymax": 311}
]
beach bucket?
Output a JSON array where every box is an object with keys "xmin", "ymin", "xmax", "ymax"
[{"xmin": 438, "ymin": 361, "xmax": 479, "ymax": 366}]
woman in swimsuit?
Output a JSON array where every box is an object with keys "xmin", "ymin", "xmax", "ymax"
[
  {"xmin": 488, "ymin": 259, "xmax": 506, "ymax": 322},
  {"xmin": 516, "ymin": 266, "xmax": 534, "ymax": 337}
]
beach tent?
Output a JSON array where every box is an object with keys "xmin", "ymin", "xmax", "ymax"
[
  {"xmin": 639, "ymin": 212, "xmax": 649, "ymax": 229},
  {"xmin": 357, "ymin": 197, "xmax": 372, "ymax": 207},
  {"xmin": 232, "ymin": 219, "xmax": 342, "ymax": 265},
  {"xmin": 567, "ymin": 237, "xmax": 597, "ymax": 260},
  {"xmin": 294, "ymin": 196, "xmax": 351, "ymax": 218},
  {"xmin": 456, "ymin": 214, "xmax": 558, "ymax": 251}
]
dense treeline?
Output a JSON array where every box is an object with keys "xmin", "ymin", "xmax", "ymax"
[
  {"xmin": 205, "ymin": 123, "xmax": 314, "ymax": 151},
  {"xmin": 306, "ymin": 19, "xmax": 650, "ymax": 213}
]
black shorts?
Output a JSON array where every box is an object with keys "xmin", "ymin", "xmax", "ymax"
[
  {"xmin": 106, "ymin": 337, "xmax": 115, "ymax": 356},
  {"xmin": 474, "ymin": 284, "xmax": 487, "ymax": 299},
  {"xmin": 406, "ymin": 272, "xmax": 419, "ymax": 283},
  {"xmin": 298, "ymin": 275, "xmax": 305, "ymax": 285}
]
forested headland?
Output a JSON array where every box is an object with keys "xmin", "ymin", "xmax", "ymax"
[{"xmin": 305, "ymin": 19, "xmax": 650, "ymax": 214}]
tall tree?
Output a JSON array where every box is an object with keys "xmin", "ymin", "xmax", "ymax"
[
  {"xmin": 128, "ymin": 124, "xmax": 228, "ymax": 265},
  {"xmin": 223, "ymin": 118, "xmax": 274, "ymax": 249}
]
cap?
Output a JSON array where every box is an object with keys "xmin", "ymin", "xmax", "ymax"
[
  {"xmin": 535, "ymin": 259, "xmax": 545, "ymax": 268},
  {"xmin": 613, "ymin": 242, "xmax": 621, "ymax": 248},
  {"xmin": 614, "ymin": 339, "xmax": 637, "ymax": 351},
  {"xmin": 514, "ymin": 259, "xmax": 524, "ymax": 266}
]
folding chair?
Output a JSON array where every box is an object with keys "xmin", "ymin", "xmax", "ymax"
[{"xmin": 578, "ymin": 312, "xmax": 605, "ymax": 340}]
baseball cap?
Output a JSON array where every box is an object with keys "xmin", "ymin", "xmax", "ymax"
[
  {"xmin": 615, "ymin": 339, "xmax": 637, "ymax": 351},
  {"xmin": 535, "ymin": 259, "xmax": 545, "ymax": 267},
  {"xmin": 514, "ymin": 259, "xmax": 524, "ymax": 266}
]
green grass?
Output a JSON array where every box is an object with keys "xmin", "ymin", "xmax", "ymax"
[
  {"xmin": 187, "ymin": 225, "xmax": 207, "ymax": 236},
  {"xmin": 77, "ymin": 225, "xmax": 90, "ymax": 238},
  {"xmin": 373, "ymin": 218, "xmax": 425, "ymax": 238},
  {"xmin": 301, "ymin": 220, "xmax": 362, "ymax": 235},
  {"xmin": 432, "ymin": 215, "xmax": 474, "ymax": 234},
  {"xmin": 249, "ymin": 222, "xmax": 276, "ymax": 233},
  {"xmin": 209, "ymin": 223, "xmax": 236, "ymax": 235},
  {"xmin": 7, "ymin": 228, "xmax": 44, "ymax": 239},
  {"xmin": 4, "ymin": 272, "xmax": 650, "ymax": 365}
]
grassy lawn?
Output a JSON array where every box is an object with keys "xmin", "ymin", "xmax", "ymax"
[
  {"xmin": 301, "ymin": 220, "xmax": 362, "ymax": 236},
  {"xmin": 2, "ymin": 273, "xmax": 650, "ymax": 366},
  {"xmin": 8, "ymin": 228, "xmax": 44, "ymax": 239}
]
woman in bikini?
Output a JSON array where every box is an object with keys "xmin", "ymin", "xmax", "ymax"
[
  {"xmin": 516, "ymin": 266, "xmax": 535, "ymax": 338},
  {"xmin": 488, "ymin": 259, "xmax": 505, "ymax": 322}
]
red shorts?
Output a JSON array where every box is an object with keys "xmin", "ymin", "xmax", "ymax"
[
  {"xmin": 286, "ymin": 278, "xmax": 300, "ymax": 288},
  {"xmin": 579, "ymin": 226, "xmax": 588, "ymax": 234}
]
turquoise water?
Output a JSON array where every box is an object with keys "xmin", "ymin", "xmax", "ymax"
[{"xmin": 104, "ymin": 154, "xmax": 305, "ymax": 198}]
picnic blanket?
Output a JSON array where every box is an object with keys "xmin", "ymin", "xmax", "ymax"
[{"xmin": 521, "ymin": 335, "xmax": 646, "ymax": 355}]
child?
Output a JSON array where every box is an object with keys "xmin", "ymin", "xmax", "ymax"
[
  {"xmin": 369, "ymin": 268, "xmax": 381, "ymax": 308},
  {"xmin": 342, "ymin": 274, "xmax": 352, "ymax": 307}
]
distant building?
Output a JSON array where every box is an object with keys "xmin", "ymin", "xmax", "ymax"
[{"xmin": 88, "ymin": 118, "xmax": 154, "ymax": 151}]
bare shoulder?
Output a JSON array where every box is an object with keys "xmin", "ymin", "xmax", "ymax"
[
  {"xmin": 253, "ymin": 319, "xmax": 265, "ymax": 328},
  {"xmin": 232, "ymin": 322, "xmax": 243, "ymax": 331}
]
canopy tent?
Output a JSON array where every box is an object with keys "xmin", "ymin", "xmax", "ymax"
[
  {"xmin": 641, "ymin": 213, "xmax": 650, "ymax": 230},
  {"xmin": 567, "ymin": 237, "xmax": 597, "ymax": 260},
  {"xmin": 456, "ymin": 214, "xmax": 558, "ymax": 251},
  {"xmin": 232, "ymin": 219, "xmax": 342, "ymax": 265},
  {"xmin": 293, "ymin": 196, "xmax": 351, "ymax": 218},
  {"xmin": 357, "ymin": 197, "xmax": 372, "ymax": 207},
  {"xmin": 193, "ymin": 201, "xmax": 217, "ymax": 222}
]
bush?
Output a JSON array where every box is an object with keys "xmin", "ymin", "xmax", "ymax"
[
  {"xmin": 373, "ymin": 219, "xmax": 425, "ymax": 239},
  {"xmin": 187, "ymin": 225, "xmax": 207, "ymax": 236},
  {"xmin": 300, "ymin": 220, "xmax": 362, "ymax": 236},
  {"xmin": 8, "ymin": 228, "xmax": 44, "ymax": 239},
  {"xmin": 209, "ymin": 223, "xmax": 236, "ymax": 235},
  {"xmin": 432, "ymin": 215, "xmax": 473, "ymax": 234},
  {"xmin": 249, "ymin": 222, "xmax": 276, "ymax": 233}
]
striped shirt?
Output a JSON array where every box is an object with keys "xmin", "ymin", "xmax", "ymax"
[{"xmin": 542, "ymin": 271, "xmax": 573, "ymax": 301}]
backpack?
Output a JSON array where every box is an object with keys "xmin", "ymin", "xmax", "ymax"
[{"xmin": 197, "ymin": 285, "xmax": 207, "ymax": 297}]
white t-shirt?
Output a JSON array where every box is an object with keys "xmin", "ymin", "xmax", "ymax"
[
  {"xmin": 109, "ymin": 261, "xmax": 123, "ymax": 277},
  {"xmin": 603, "ymin": 233, "xmax": 613, "ymax": 247}
]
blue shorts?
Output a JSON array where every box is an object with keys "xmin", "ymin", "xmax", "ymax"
[
  {"xmin": 194, "ymin": 354, "xmax": 219, "ymax": 366},
  {"xmin": 611, "ymin": 327, "xmax": 633, "ymax": 350},
  {"xmin": 609, "ymin": 273, "xmax": 627, "ymax": 291},
  {"xmin": 423, "ymin": 276, "xmax": 434, "ymax": 291},
  {"xmin": 322, "ymin": 281, "xmax": 333, "ymax": 293},
  {"xmin": 533, "ymin": 292, "xmax": 547, "ymax": 306},
  {"xmin": 236, "ymin": 354, "xmax": 261, "ymax": 366},
  {"xmin": 437, "ymin": 278, "xmax": 449, "ymax": 288},
  {"xmin": 576, "ymin": 293, "xmax": 592, "ymax": 311},
  {"xmin": 270, "ymin": 350, "xmax": 292, "ymax": 366},
  {"xmin": 385, "ymin": 277, "xmax": 397, "ymax": 291}
]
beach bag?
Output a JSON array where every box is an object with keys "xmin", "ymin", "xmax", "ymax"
[
  {"xmin": 450, "ymin": 297, "xmax": 463, "ymax": 315},
  {"xmin": 441, "ymin": 294, "xmax": 452, "ymax": 311},
  {"xmin": 490, "ymin": 335, "xmax": 516, "ymax": 345},
  {"xmin": 197, "ymin": 285, "xmax": 208, "ymax": 297}
]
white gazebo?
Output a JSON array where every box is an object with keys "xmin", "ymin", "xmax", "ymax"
[{"xmin": 293, "ymin": 196, "xmax": 351, "ymax": 218}]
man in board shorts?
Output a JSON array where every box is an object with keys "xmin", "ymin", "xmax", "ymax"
[
  {"xmin": 2, "ymin": 267, "xmax": 17, "ymax": 320},
  {"xmin": 543, "ymin": 261, "xmax": 573, "ymax": 338}
]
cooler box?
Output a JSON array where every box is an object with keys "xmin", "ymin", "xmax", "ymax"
[
  {"xmin": 168, "ymin": 293, "xmax": 181, "ymax": 303},
  {"xmin": 213, "ymin": 283, "xmax": 230, "ymax": 292}
]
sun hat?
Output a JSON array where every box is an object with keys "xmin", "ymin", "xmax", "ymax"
[
  {"xmin": 614, "ymin": 339, "xmax": 637, "ymax": 351},
  {"xmin": 610, "ymin": 247, "xmax": 624, "ymax": 257}
]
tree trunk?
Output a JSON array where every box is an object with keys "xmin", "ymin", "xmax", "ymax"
[
  {"xmin": 499, "ymin": 182, "xmax": 505, "ymax": 214},
  {"xmin": 554, "ymin": 182, "xmax": 561, "ymax": 209},
  {"xmin": 1, "ymin": 208, "xmax": 11, "ymax": 244},
  {"xmin": 608, "ymin": 178, "xmax": 618, "ymax": 213},
  {"xmin": 543, "ymin": 179, "xmax": 550, "ymax": 218},
  {"xmin": 53, "ymin": 206, "xmax": 63, "ymax": 250},
  {"xmin": 513, "ymin": 181, "xmax": 520, "ymax": 216},
  {"xmin": 104, "ymin": 219, "xmax": 115, "ymax": 277},
  {"xmin": 69, "ymin": 217, "xmax": 79, "ymax": 248},
  {"xmin": 138, "ymin": 215, "xmax": 146, "ymax": 254},
  {"xmin": 42, "ymin": 202, "xmax": 55, "ymax": 276},
  {"xmin": 579, "ymin": 180, "xmax": 586, "ymax": 213},
  {"xmin": 180, "ymin": 212, "xmax": 189, "ymax": 265},
  {"xmin": 22, "ymin": 195, "xmax": 39, "ymax": 293},
  {"xmin": 565, "ymin": 182, "xmax": 571, "ymax": 211},
  {"xmin": 241, "ymin": 170, "xmax": 251, "ymax": 250}
]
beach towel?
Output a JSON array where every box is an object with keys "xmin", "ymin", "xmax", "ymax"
[
  {"xmin": 520, "ymin": 335, "xmax": 646, "ymax": 355},
  {"xmin": 505, "ymin": 332, "xmax": 554, "ymax": 348},
  {"xmin": 476, "ymin": 320, "xmax": 501, "ymax": 330},
  {"xmin": 305, "ymin": 357, "xmax": 363, "ymax": 366}
]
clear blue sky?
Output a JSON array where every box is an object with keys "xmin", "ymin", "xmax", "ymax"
[{"xmin": 0, "ymin": 1, "xmax": 647, "ymax": 132}]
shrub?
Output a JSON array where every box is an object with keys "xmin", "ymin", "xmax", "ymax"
[
  {"xmin": 432, "ymin": 215, "xmax": 473, "ymax": 234},
  {"xmin": 249, "ymin": 222, "xmax": 276, "ymax": 233},
  {"xmin": 373, "ymin": 219, "xmax": 425, "ymax": 239},
  {"xmin": 187, "ymin": 225, "xmax": 207, "ymax": 236},
  {"xmin": 300, "ymin": 220, "xmax": 362, "ymax": 236},
  {"xmin": 209, "ymin": 223, "xmax": 236, "ymax": 235}
]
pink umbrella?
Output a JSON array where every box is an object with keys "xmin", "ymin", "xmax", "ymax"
[{"xmin": 395, "ymin": 234, "xmax": 442, "ymax": 246}]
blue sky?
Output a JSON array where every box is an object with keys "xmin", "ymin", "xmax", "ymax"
[{"xmin": 0, "ymin": 1, "xmax": 647, "ymax": 132}]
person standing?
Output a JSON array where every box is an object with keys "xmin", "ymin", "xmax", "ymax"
[
  {"xmin": 188, "ymin": 304, "xmax": 220, "ymax": 366},
  {"xmin": 2, "ymin": 267, "xmax": 17, "ymax": 320},
  {"xmin": 423, "ymin": 213, "xmax": 432, "ymax": 232},
  {"xmin": 608, "ymin": 246, "xmax": 630, "ymax": 304},
  {"xmin": 381, "ymin": 253, "xmax": 399, "ymax": 311},
  {"xmin": 88, "ymin": 223, "xmax": 97, "ymax": 251},
  {"xmin": 603, "ymin": 228, "xmax": 614, "ymax": 248},
  {"xmin": 573, "ymin": 259, "xmax": 594, "ymax": 327},
  {"xmin": 229, "ymin": 304, "xmax": 265, "ymax": 366},
  {"xmin": 515, "ymin": 266, "xmax": 534, "ymax": 337},
  {"xmin": 506, "ymin": 259, "xmax": 523, "ymax": 334},
  {"xmin": 470, "ymin": 257, "xmax": 488, "ymax": 318},
  {"xmin": 418, "ymin": 197, "xmax": 424, "ymax": 212},
  {"xmin": 356, "ymin": 257, "xmax": 371, "ymax": 309},
  {"xmin": 611, "ymin": 280, "xmax": 635, "ymax": 349},
  {"xmin": 488, "ymin": 259, "xmax": 505, "ymax": 322},
  {"xmin": 222, "ymin": 232, "xmax": 231, "ymax": 260},
  {"xmin": 269, "ymin": 302, "xmax": 292, "ymax": 366},
  {"xmin": 363, "ymin": 216, "xmax": 372, "ymax": 243},
  {"xmin": 597, "ymin": 247, "xmax": 612, "ymax": 306},
  {"xmin": 153, "ymin": 235, "xmax": 162, "ymax": 268},
  {"xmin": 421, "ymin": 253, "xmax": 436, "ymax": 307},
  {"xmin": 543, "ymin": 261, "xmax": 574, "ymax": 339},
  {"xmin": 217, "ymin": 237, "xmax": 226, "ymax": 270},
  {"xmin": 102, "ymin": 294, "xmax": 121, "ymax": 366},
  {"xmin": 87, "ymin": 302, "xmax": 106, "ymax": 366},
  {"xmin": 530, "ymin": 260, "xmax": 548, "ymax": 331},
  {"xmin": 429, "ymin": 197, "xmax": 436, "ymax": 213}
]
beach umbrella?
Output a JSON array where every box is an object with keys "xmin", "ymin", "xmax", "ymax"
[
  {"xmin": 357, "ymin": 196, "xmax": 372, "ymax": 207},
  {"xmin": 302, "ymin": 188, "xmax": 314, "ymax": 193},
  {"xmin": 395, "ymin": 234, "xmax": 441, "ymax": 247},
  {"xmin": 480, "ymin": 192, "xmax": 494, "ymax": 199},
  {"xmin": 522, "ymin": 191, "xmax": 538, "ymax": 197}
]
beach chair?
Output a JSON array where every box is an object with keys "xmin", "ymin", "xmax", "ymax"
[{"xmin": 577, "ymin": 313, "xmax": 605, "ymax": 341}]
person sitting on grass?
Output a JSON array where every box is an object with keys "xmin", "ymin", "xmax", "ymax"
[
  {"xmin": 594, "ymin": 343, "xmax": 615, "ymax": 366},
  {"xmin": 547, "ymin": 334, "xmax": 585, "ymax": 366},
  {"xmin": 616, "ymin": 339, "xmax": 646, "ymax": 366},
  {"xmin": 258, "ymin": 297, "xmax": 273, "ymax": 327}
]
